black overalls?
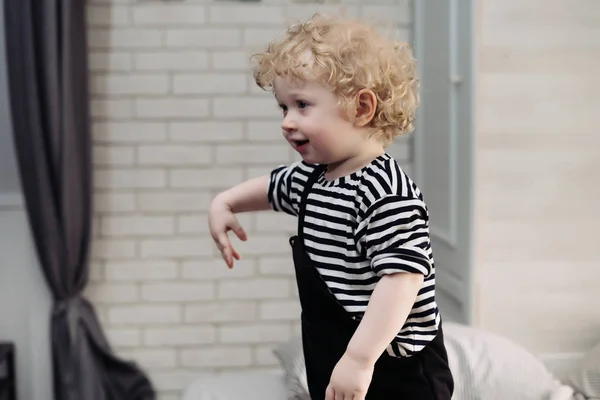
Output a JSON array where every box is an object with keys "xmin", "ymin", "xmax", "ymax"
[{"xmin": 289, "ymin": 166, "xmax": 454, "ymax": 400}]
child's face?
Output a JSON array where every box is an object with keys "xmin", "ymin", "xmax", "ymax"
[{"xmin": 274, "ymin": 75, "xmax": 368, "ymax": 166}]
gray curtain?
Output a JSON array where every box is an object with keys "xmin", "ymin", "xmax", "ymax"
[{"xmin": 3, "ymin": 0, "xmax": 155, "ymax": 399}]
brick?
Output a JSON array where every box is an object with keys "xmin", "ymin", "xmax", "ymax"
[
  {"xmin": 362, "ymin": 5, "xmax": 412, "ymax": 26},
  {"xmin": 292, "ymin": 320, "xmax": 302, "ymax": 336},
  {"xmin": 210, "ymin": 51, "xmax": 250, "ymax": 71},
  {"xmin": 95, "ymin": 306, "xmax": 109, "ymax": 327},
  {"xmin": 89, "ymin": 52, "xmax": 132, "ymax": 72},
  {"xmin": 88, "ymin": 261, "xmax": 105, "ymax": 282},
  {"xmin": 232, "ymin": 234, "xmax": 293, "ymax": 256},
  {"xmin": 100, "ymin": 215, "xmax": 175, "ymax": 236},
  {"xmin": 176, "ymin": 214, "xmax": 210, "ymax": 234},
  {"xmin": 247, "ymin": 120, "xmax": 282, "ymax": 141},
  {"xmin": 248, "ymin": 76, "xmax": 271, "ymax": 95},
  {"xmin": 135, "ymin": 98, "xmax": 210, "ymax": 119},
  {"xmin": 87, "ymin": 6, "xmax": 130, "ymax": 27},
  {"xmin": 143, "ymin": 326, "xmax": 216, "ymax": 346},
  {"xmin": 254, "ymin": 345, "xmax": 279, "ymax": 366},
  {"xmin": 177, "ymin": 212, "xmax": 252, "ymax": 235},
  {"xmin": 169, "ymin": 168, "xmax": 243, "ymax": 189},
  {"xmin": 93, "ymin": 145, "xmax": 136, "ymax": 166},
  {"xmin": 94, "ymin": 192, "xmax": 136, "ymax": 212},
  {"xmin": 85, "ymin": 283, "xmax": 139, "ymax": 304},
  {"xmin": 208, "ymin": 5, "xmax": 284, "ymax": 25},
  {"xmin": 157, "ymin": 395, "xmax": 179, "ymax": 400},
  {"xmin": 246, "ymin": 166, "xmax": 279, "ymax": 179},
  {"xmin": 141, "ymin": 282, "xmax": 215, "ymax": 302},
  {"xmin": 172, "ymin": 73, "xmax": 247, "ymax": 95},
  {"xmin": 259, "ymin": 300, "xmax": 301, "ymax": 321},
  {"xmin": 258, "ymin": 256, "xmax": 295, "ymax": 276},
  {"xmin": 290, "ymin": 279, "xmax": 299, "ymax": 298},
  {"xmin": 140, "ymin": 238, "xmax": 213, "ymax": 258},
  {"xmin": 88, "ymin": 29, "xmax": 162, "ymax": 50},
  {"xmin": 92, "ymin": 73, "xmax": 169, "ymax": 95},
  {"xmin": 216, "ymin": 144, "xmax": 289, "ymax": 165},
  {"xmin": 137, "ymin": 191, "xmax": 211, "ymax": 212},
  {"xmin": 119, "ymin": 348, "xmax": 177, "ymax": 369},
  {"xmin": 218, "ymin": 278, "xmax": 290, "ymax": 300},
  {"xmin": 92, "ymin": 239, "xmax": 136, "ymax": 260},
  {"xmin": 286, "ymin": 5, "xmax": 360, "ymax": 21},
  {"xmin": 180, "ymin": 346, "xmax": 252, "ymax": 368},
  {"xmin": 254, "ymin": 211, "xmax": 297, "ymax": 232},
  {"xmin": 92, "ymin": 122, "xmax": 168, "ymax": 143},
  {"xmin": 105, "ymin": 260, "xmax": 179, "ymax": 281},
  {"xmin": 134, "ymin": 51, "xmax": 208, "ymax": 71},
  {"xmin": 94, "ymin": 168, "xmax": 166, "ymax": 189},
  {"xmin": 169, "ymin": 122, "xmax": 244, "ymax": 142},
  {"xmin": 166, "ymin": 29, "xmax": 241, "ymax": 48},
  {"xmin": 180, "ymin": 259, "xmax": 256, "ymax": 280},
  {"xmin": 219, "ymin": 322, "xmax": 291, "ymax": 344},
  {"xmin": 213, "ymin": 97, "xmax": 278, "ymax": 118},
  {"xmin": 105, "ymin": 328, "xmax": 142, "ymax": 347},
  {"xmin": 138, "ymin": 145, "xmax": 212, "ymax": 166},
  {"xmin": 91, "ymin": 99, "xmax": 133, "ymax": 119},
  {"xmin": 243, "ymin": 28, "xmax": 284, "ymax": 47},
  {"xmin": 155, "ymin": 394, "xmax": 179, "ymax": 400},
  {"xmin": 132, "ymin": 5, "xmax": 206, "ymax": 26},
  {"xmin": 184, "ymin": 302, "xmax": 257, "ymax": 323},
  {"xmin": 150, "ymin": 370, "xmax": 213, "ymax": 392},
  {"xmin": 108, "ymin": 305, "xmax": 181, "ymax": 325}
]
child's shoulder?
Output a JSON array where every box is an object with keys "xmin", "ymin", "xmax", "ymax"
[{"xmin": 358, "ymin": 153, "xmax": 424, "ymax": 203}]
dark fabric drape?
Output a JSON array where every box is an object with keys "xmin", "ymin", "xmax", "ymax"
[{"xmin": 3, "ymin": 1, "xmax": 155, "ymax": 399}]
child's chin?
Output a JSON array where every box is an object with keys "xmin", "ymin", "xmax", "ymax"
[{"xmin": 298, "ymin": 154, "xmax": 319, "ymax": 164}]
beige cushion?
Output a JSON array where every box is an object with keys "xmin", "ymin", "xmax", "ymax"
[
  {"xmin": 273, "ymin": 336, "xmax": 310, "ymax": 400},
  {"xmin": 567, "ymin": 340, "xmax": 600, "ymax": 399},
  {"xmin": 272, "ymin": 323, "xmax": 578, "ymax": 400}
]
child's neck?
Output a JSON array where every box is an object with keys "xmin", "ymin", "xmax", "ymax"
[{"xmin": 325, "ymin": 140, "xmax": 385, "ymax": 181}]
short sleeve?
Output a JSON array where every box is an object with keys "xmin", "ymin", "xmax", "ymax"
[
  {"xmin": 268, "ymin": 161, "xmax": 307, "ymax": 217},
  {"xmin": 356, "ymin": 195, "xmax": 433, "ymax": 278}
]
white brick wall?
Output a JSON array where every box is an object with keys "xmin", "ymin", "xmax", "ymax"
[{"xmin": 86, "ymin": 1, "xmax": 413, "ymax": 398}]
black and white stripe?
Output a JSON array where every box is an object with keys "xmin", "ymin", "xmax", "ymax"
[{"xmin": 268, "ymin": 153, "xmax": 440, "ymax": 357}]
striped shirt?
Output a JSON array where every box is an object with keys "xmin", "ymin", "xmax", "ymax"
[{"xmin": 268, "ymin": 153, "xmax": 440, "ymax": 357}]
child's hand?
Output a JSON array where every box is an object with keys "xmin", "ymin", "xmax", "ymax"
[
  {"xmin": 208, "ymin": 198, "xmax": 247, "ymax": 268},
  {"xmin": 326, "ymin": 352, "xmax": 374, "ymax": 400}
]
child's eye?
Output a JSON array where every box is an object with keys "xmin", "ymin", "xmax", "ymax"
[
  {"xmin": 278, "ymin": 104, "xmax": 288, "ymax": 113},
  {"xmin": 297, "ymin": 101, "xmax": 309, "ymax": 109}
]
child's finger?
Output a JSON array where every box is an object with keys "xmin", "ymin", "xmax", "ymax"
[
  {"xmin": 325, "ymin": 385, "xmax": 335, "ymax": 400},
  {"xmin": 230, "ymin": 221, "xmax": 247, "ymax": 241},
  {"xmin": 217, "ymin": 234, "xmax": 234, "ymax": 268}
]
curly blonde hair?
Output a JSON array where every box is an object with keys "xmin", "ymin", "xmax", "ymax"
[{"xmin": 251, "ymin": 13, "xmax": 419, "ymax": 147}]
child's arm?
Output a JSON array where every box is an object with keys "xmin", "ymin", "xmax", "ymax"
[
  {"xmin": 326, "ymin": 195, "xmax": 431, "ymax": 399},
  {"xmin": 212, "ymin": 175, "xmax": 271, "ymax": 213},
  {"xmin": 346, "ymin": 272, "xmax": 423, "ymax": 365},
  {"xmin": 209, "ymin": 175, "xmax": 270, "ymax": 268},
  {"xmin": 325, "ymin": 274, "xmax": 423, "ymax": 400}
]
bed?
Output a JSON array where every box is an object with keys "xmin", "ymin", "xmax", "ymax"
[{"xmin": 181, "ymin": 322, "xmax": 599, "ymax": 400}]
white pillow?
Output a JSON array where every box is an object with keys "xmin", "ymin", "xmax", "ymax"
[
  {"xmin": 273, "ymin": 335, "xmax": 310, "ymax": 400},
  {"xmin": 566, "ymin": 339, "xmax": 600, "ymax": 399},
  {"xmin": 443, "ymin": 322, "xmax": 575, "ymax": 400},
  {"xmin": 273, "ymin": 323, "xmax": 578, "ymax": 400}
]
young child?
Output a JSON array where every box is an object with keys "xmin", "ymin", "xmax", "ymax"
[{"xmin": 208, "ymin": 13, "xmax": 454, "ymax": 400}]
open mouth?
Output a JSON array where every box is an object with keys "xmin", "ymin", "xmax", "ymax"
[{"xmin": 293, "ymin": 140, "xmax": 309, "ymax": 146}]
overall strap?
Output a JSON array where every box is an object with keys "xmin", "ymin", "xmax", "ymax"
[{"xmin": 297, "ymin": 164, "xmax": 325, "ymax": 238}]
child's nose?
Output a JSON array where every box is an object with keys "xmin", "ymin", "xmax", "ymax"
[{"xmin": 281, "ymin": 114, "xmax": 298, "ymax": 132}]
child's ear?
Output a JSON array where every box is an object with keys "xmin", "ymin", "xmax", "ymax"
[{"xmin": 354, "ymin": 89, "xmax": 377, "ymax": 127}]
